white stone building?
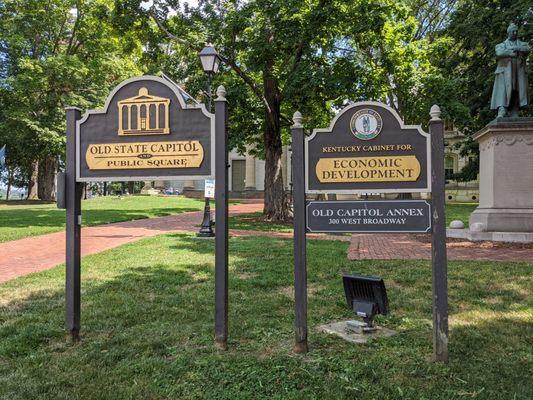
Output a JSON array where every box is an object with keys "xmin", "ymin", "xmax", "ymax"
[
  {"xmin": 162, "ymin": 145, "xmax": 292, "ymax": 197},
  {"xmin": 443, "ymin": 129, "xmax": 479, "ymax": 202}
]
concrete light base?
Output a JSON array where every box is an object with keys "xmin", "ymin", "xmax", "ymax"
[
  {"xmin": 469, "ymin": 119, "xmax": 533, "ymax": 234},
  {"xmin": 317, "ymin": 320, "xmax": 396, "ymax": 344}
]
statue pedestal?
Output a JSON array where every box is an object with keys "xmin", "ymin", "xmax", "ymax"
[
  {"xmin": 141, "ymin": 181, "xmax": 159, "ymax": 196},
  {"xmin": 469, "ymin": 119, "xmax": 533, "ymax": 233}
]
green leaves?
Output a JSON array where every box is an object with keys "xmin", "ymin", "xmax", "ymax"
[
  {"xmin": 427, "ymin": 0, "xmax": 532, "ymax": 178},
  {"xmin": 0, "ymin": 0, "xmax": 142, "ymax": 189},
  {"xmin": 2, "ymin": 0, "xmax": 527, "ymax": 191}
]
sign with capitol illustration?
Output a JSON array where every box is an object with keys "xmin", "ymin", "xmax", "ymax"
[
  {"xmin": 305, "ymin": 102, "xmax": 431, "ymax": 193},
  {"xmin": 76, "ymin": 75, "xmax": 214, "ymax": 181}
]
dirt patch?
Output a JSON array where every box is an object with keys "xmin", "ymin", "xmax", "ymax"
[
  {"xmin": 279, "ymin": 284, "xmax": 322, "ymax": 299},
  {"xmin": 413, "ymin": 234, "xmax": 533, "ymax": 249},
  {"xmin": 234, "ymin": 271, "xmax": 259, "ymax": 280}
]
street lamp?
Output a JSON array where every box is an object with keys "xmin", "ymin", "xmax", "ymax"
[
  {"xmin": 197, "ymin": 44, "xmax": 220, "ymax": 238},
  {"xmin": 199, "ymin": 44, "xmax": 220, "ymax": 76}
]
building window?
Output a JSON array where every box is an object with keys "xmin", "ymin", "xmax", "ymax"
[{"xmin": 445, "ymin": 156, "xmax": 455, "ymax": 180}]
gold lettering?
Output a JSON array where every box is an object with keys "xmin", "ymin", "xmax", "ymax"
[
  {"xmin": 86, "ymin": 140, "xmax": 204, "ymax": 170},
  {"xmin": 315, "ymin": 155, "xmax": 421, "ymax": 183}
]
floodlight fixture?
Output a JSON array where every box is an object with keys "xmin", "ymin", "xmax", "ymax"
[{"xmin": 342, "ymin": 274, "xmax": 389, "ymax": 333}]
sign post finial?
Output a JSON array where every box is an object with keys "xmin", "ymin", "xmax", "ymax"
[
  {"xmin": 430, "ymin": 105, "xmax": 441, "ymax": 121},
  {"xmin": 292, "ymin": 111, "xmax": 303, "ymax": 128}
]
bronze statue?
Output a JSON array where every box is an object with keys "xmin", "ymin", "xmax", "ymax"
[{"xmin": 490, "ymin": 22, "xmax": 530, "ymax": 118}]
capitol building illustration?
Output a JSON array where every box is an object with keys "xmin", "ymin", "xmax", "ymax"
[{"xmin": 117, "ymin": 87, "xmax": 170, "ymax": 136}]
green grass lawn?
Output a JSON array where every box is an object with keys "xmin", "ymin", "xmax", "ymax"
[
  {"xmin": 445, "ymin": 202, "xmax": 478, "ymax": 227},
  {"xmin": 229, "ymin": 212, "xmax": 293, "ymax": 232},
  {"xmin": 0, "ymin": 196, "xmax": 206, "ymax": 243},
  {"xmin": 0, "ymin": 234, "xmax": 530, "ymax": 399},
  {"xmin": 0, "ymin": 199, "xmax": 477, "ymax": 244}
]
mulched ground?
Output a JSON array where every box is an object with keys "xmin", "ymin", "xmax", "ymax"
[
  {"xmin": 413, "ymin": 233, "xmax": 533, "ymax": 249},
  {"xmin": 348, "ymin": 233, "xmax": 533, "ymax": 262}
]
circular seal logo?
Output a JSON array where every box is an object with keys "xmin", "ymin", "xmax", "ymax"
[{"xmin": 350, "ymin": 109, "xmax": 383, "ymax": 140}]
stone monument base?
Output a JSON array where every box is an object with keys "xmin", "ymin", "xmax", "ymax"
[
  {"xmin": 469, "ymin": 208, "xmax": 533, "ymax": 233},
  {"xmin": 141, "ymin": 188, "xmax": 160, "ymax": 195},
  {"xmin": 447, "ymin": 228, "xmax": 533, "ymax": 243},
  {"xmin": 469, "ymin": 119, "xmax": 533, "ymax": 235},
  {"xmin": 140, "ymin": 181, "xmax": 160, "ymax": 196}
]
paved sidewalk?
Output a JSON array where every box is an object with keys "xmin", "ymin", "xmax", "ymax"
[
  {"xmin": 348, "ymin": 233, "xmax": 533, "ymax": 262},
  {"xmin": 5, "ymin": 205, "xmax": 530, "ymax": 283},
  {"xmin": 0, "ymin": 201, "xmax": 263, "ymax": 283}
]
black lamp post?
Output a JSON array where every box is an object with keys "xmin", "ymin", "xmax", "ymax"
[{"xmin": 197, "ymin": 44, "xmax": 220, "ymax": 238}]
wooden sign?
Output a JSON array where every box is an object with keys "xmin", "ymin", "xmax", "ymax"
[
  {"xmin": 64, "ymin": 81, "xmax": 230, "ymax": 351},
  {"xmin": 76, "ymin": 75, "xmax": 214, "ymax": 182},
  {"xmin": 306, "ymin": 200, "xmax": 431, "ymax": 233},
  {"xmin": 292, "ymin": 104, "xmax": 448, "ymax": 362},
  {"xmin": 305, "ymin": 102, "xmax": 431, "ymax": 194}
]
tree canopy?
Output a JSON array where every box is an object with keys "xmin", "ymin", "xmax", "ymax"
[
  {"xmin": 116, "ymin": 0, "xmax": 472, "ymax": 219},
  {"xmin": 1, "ymin": 0, "xmax": 531, "ymax": 203},
  {"xmin": 0, "ymin": 0, "xmax": 142, "ymax": 199},
  {"xmin": 427, "ymin": 0, "xmax": 532, "ymax": 181}
]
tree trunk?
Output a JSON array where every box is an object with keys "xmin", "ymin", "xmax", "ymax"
[
  {"xmin": 262, "ymin": 76, "xmax": 291, "ymax": 221},
  {"xmin": 127, "ymin": 181, "xmax": 135, "ymax": 195},
  {"xmin": 27, "ymin": 161, "xmax": 39, "ymax": 200},
  {"xmin": 5, "ymin": 168, "xmax": 13, "ymax": 201},
  {"xmin": 37, "ymin": 157, "xmax": 57, "ymax": 201}
]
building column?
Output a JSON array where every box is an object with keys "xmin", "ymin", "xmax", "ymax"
[
  {"xmin": 281, "ymin": 145, "xmax": 289, "ymax": 190},
  {"xmin": 244, "ymin": 146, "xmax": 256, "ymax": 191}
]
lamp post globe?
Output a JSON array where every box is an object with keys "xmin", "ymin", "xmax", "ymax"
[
  {"xmin": 199, "ymin": 44, "xmax": 220, "ymax": 75},
  {"xmin": 197, "ymin": 44, "xmax": 220, "ymax": 238}
]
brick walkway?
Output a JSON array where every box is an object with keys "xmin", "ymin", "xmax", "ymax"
[
  {"xmin": 4, "ymin": 205, "xmax": 532, "ymax": 283},
  {"xmin": 0, "ymin": 201, "xmax": 263, "ymax": 283},
  {"xmin": 348, "ymin": 233, "xmax": 533, "ymax": 262},
  {"xmin": 0, "ymin": 200, "xmax": 353, "ymax": 283}
]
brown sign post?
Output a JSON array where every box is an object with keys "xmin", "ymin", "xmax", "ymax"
[
  {"xmin": 291, "ymin": 102, "xmax": 448, "ymax": 362},
  {"xmin": 63, "ymin": 76, "xmax": 229, "ymax": 347}
]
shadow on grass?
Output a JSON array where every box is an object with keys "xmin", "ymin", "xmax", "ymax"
[
  {"xmin": 0, "ymin": 207, "xmax": 201, "ymax": 229},
  {"xmin": 0, "ymin": 234, "xmax": 531, "ymax": 398},
  {"xmin": 228, "ymin": 212, "xmax": 293, "ymax": 232},
  {"xmin": 0, "ymin": 200, "xmax": 55, "ymax": 206}
]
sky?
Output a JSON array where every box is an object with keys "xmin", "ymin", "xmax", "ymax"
[{"xmin": 141, "ymin": 0, "xmax": 200, "ymax": 15}]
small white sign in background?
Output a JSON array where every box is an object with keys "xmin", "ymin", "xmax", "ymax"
[{"xmin": 204, "ymin": 179, "xmax": 215, "ymax": 198}]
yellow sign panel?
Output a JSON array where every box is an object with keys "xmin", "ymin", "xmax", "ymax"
[
  {"xmin": 86, "ymin": 140, "xmax": 204, "ymax": 170},
  {"xmin": 316, "ymin": 155, "xmax": 420, "ymax": 183}
]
